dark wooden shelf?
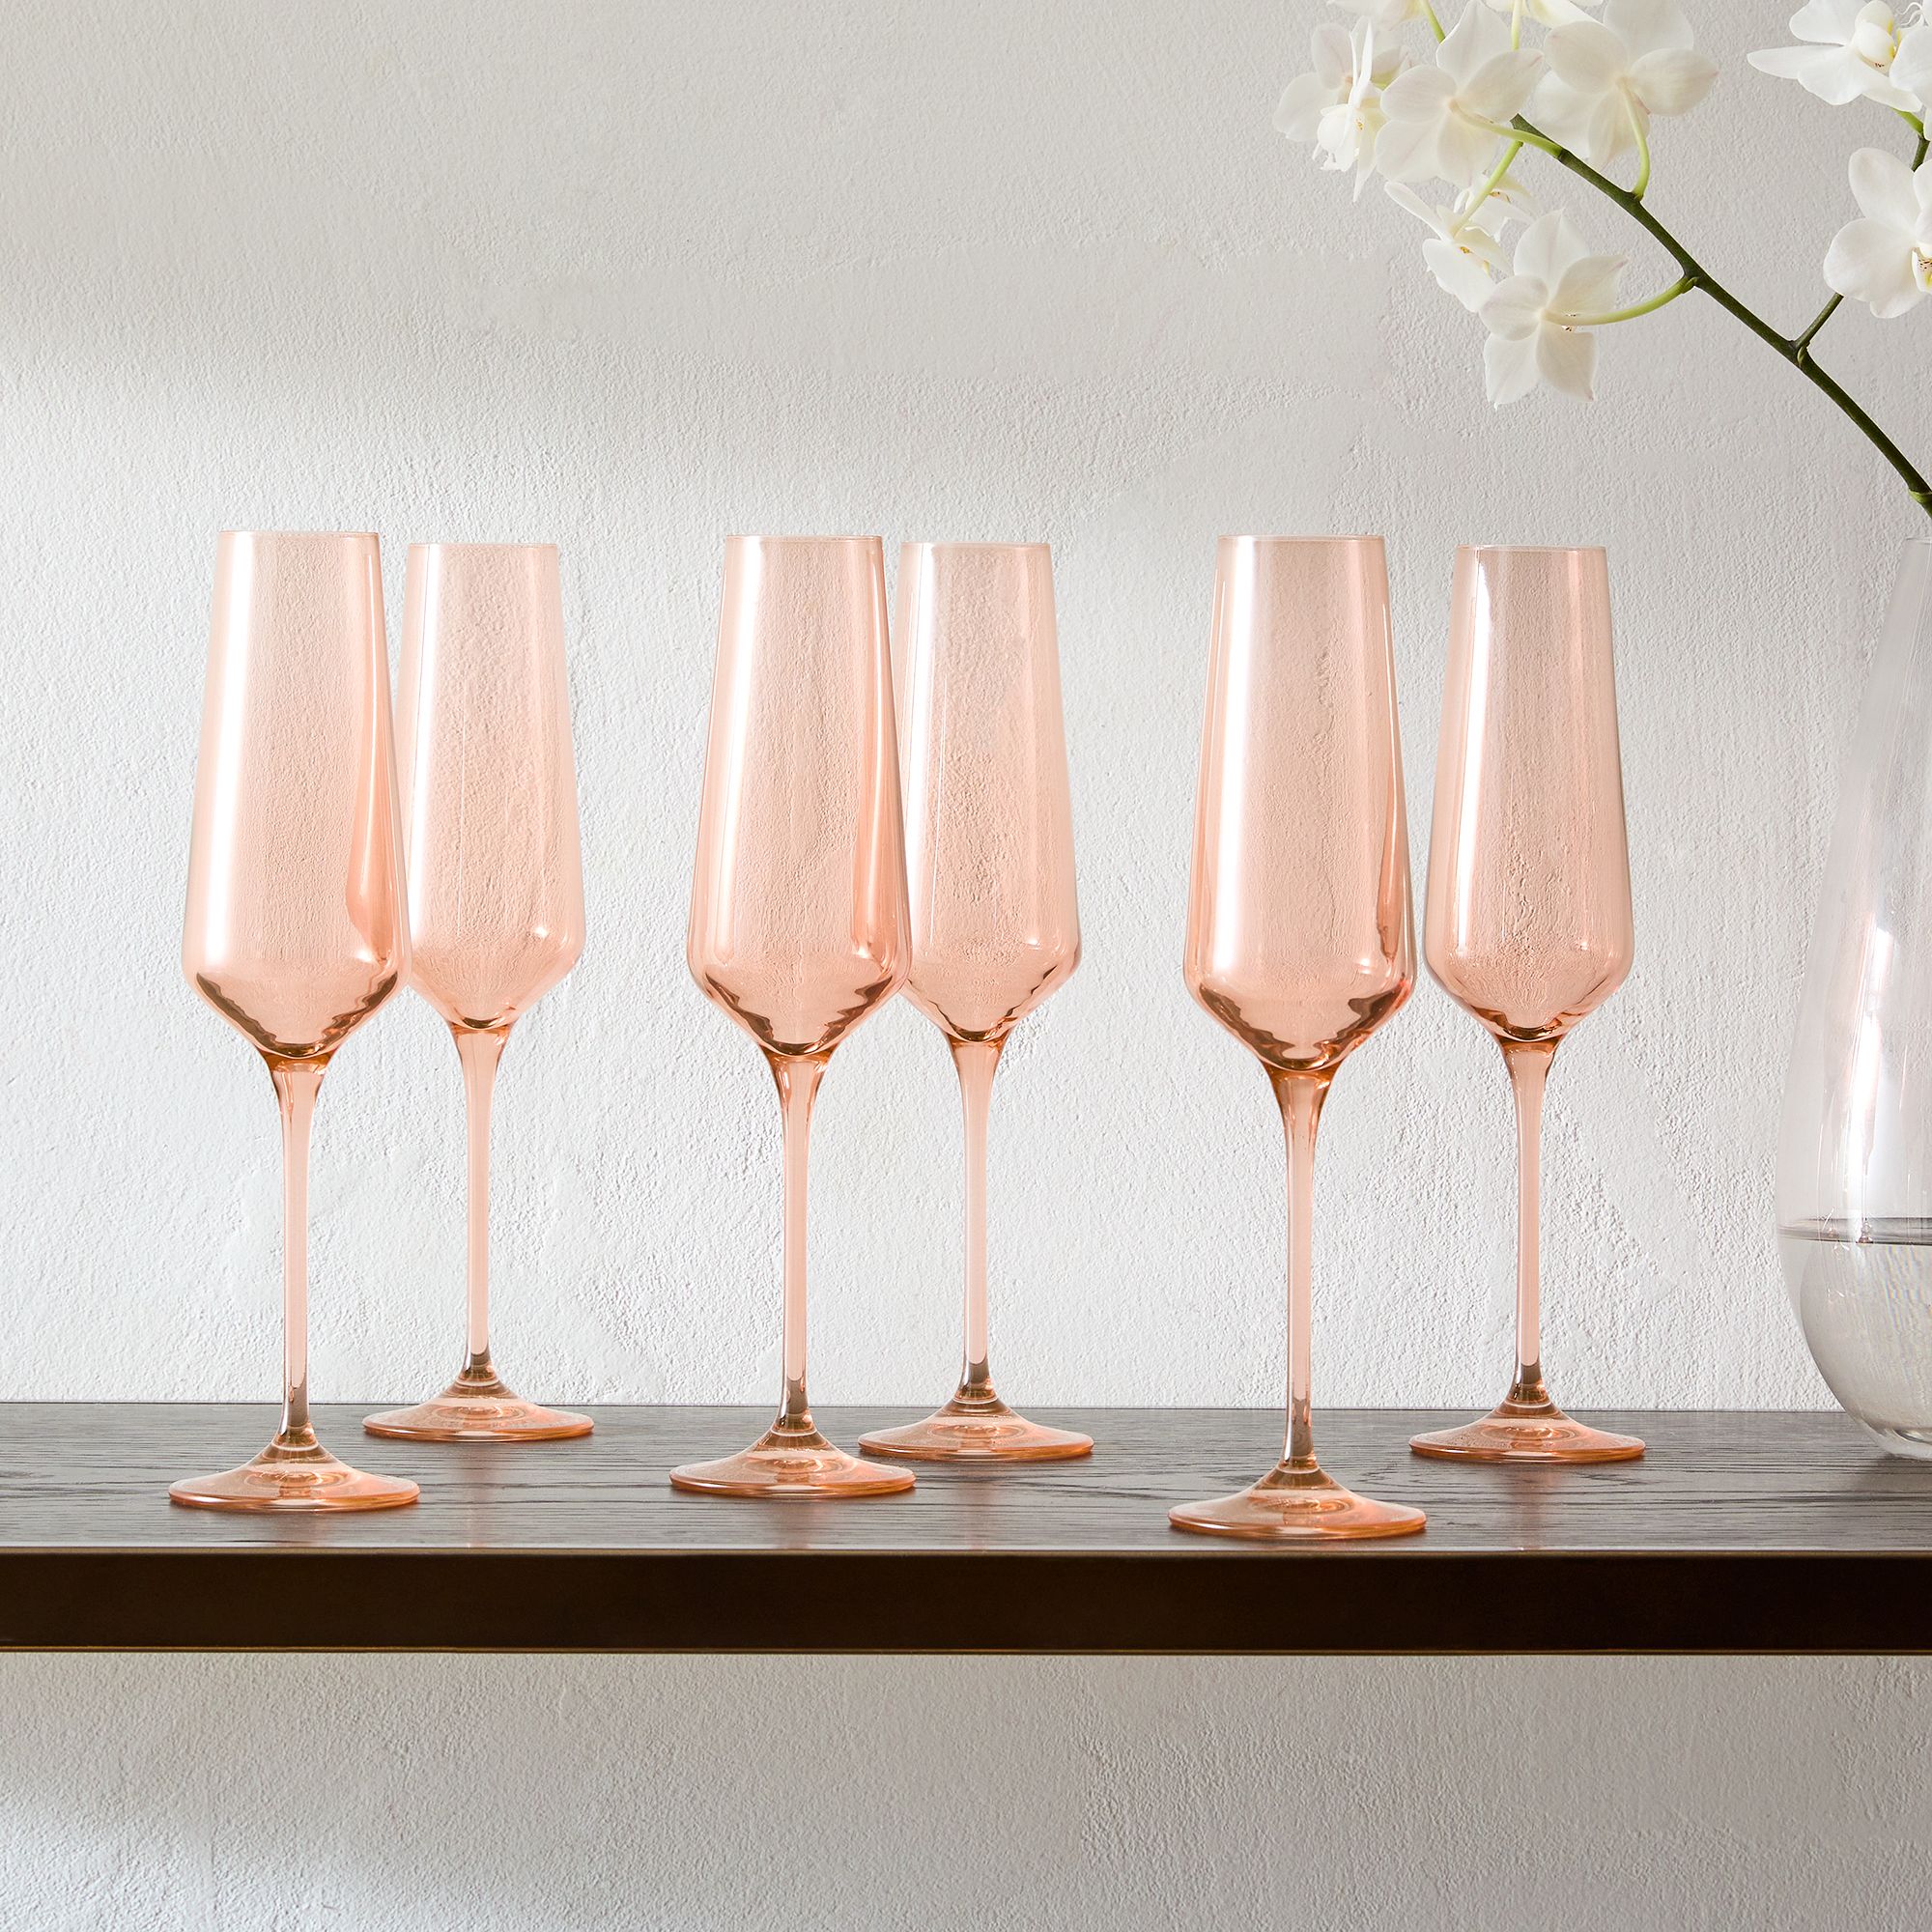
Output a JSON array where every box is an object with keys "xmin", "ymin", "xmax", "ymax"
[{"xmin": 5, "ymin": 1404, "xmax": 1932, "ymax": 1653}]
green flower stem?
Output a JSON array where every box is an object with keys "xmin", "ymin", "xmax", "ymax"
[
  {"xmin": 1794, "ymin": 293, "xmax": 1842, "ymax": 355},
  {"xmin": 1570, "ymin": 274, "xmax": 1695, "ymax": 327},
  {"xmin": 1490, "ymin": 113, "xmax": 1932, "ymax": 517},
  {"xmin": 1454, "ymin": 139, "xmax": 1524, "ymax": 237},
  {"xmin": 1629, "ymin": 99, "xmax": 1651, "ymax": 201},
  {"xmin": 1788, "ymin": 118, "xmax": 1916, "ymax": 360},
  {"xmin": 1423, "ymin": 0, "xmax": 1445, "ymax": 41},
  {"xmin": 1510, "ymin": 0, "xmax": 1525, "ymax": 50}
]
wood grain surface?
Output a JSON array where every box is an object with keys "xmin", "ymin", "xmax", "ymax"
[{"xmin": 4, "ymin": 1405, "xmax": 1930, "ymax": 1652}]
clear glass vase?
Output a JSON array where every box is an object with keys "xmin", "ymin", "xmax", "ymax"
[{"xmin": 1780, "ymin": 538, "xmax": 1932, "ymax": 1459}]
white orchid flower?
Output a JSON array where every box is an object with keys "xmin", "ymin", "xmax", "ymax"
[
  {"xmin": 1453, "ymin": 164, "xmax": 1543, "ymax": 224},
  {"xmin": 1892, "ymin": 20, "xmax": 1932, "ymax": 106},
  {"xmin": 1748, "ymin": 1, "xmax": 1922, "ymax": 111},
  {"xmin": 1331, "ymin": 0, "xmax": 1436, "ymax": 25},
  {"xmin": 1533, "ymin": 0, "xmax": 1718, "ymax": 173},
  {"xmin": 1479, "ymin": 210, "xmax": 1626, "ymax": 403},
  {"xmin": 1378, "ymin": 4, "xmax": 1544, "ymax": 186},
  {"xmin": 1824, "ymin": 147, "xmax": 1932, "ymax": 315},
  {"xmin": 1279, "ymin": 24, "xmax": 1362, "ymax": 142},
  {"xmin": 1277, "ymin": 21, "xmax": 1409, "ymax": 193},
  {"xmin": 1484, "ymin": 168, "xmax": 1544, "ymax": 220},
  {"xmin": 1479, "ymin": 0, "xmax": 1600, "ymax": 26},
  {"xmin": 1387, "ymin": 182, "xmax": 1515, "ymax": 308}
]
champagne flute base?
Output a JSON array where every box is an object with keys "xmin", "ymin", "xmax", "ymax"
[
  {"xmin": 1169, "ymin": 1461, "xmax": 1424, "ymax": 1541},
  {"xmin": 859, "ymin": 1394, "xmax": 1092, "ymax": 1462},
  {"xmin": 363, "ymin": 1375, "xmax": 593, "ymax": 1443},
  {"xmin": 169, "ymin": 1430, "xmax": 418, "ymax": 1512},
  {"xmin": 670, "ymin": 1422, "xmax": 914, "ymax": 1498},
  {"xmin": 1409, "ymin": 1400, "xmax": 1645, "ymax": 1463}
]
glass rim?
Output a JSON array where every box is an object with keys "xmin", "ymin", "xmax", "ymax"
[
  {"xmin": 901, "ymin": 538, "xmax": 1049, "ymax": 554},
  {"xmin": 408, "ymin": 539, "xmax": 559, "ymax": 555},
  {"xmin": 217, "ymin": 528, "xmax": 379, "ymax": 542},
  {"xmin": 1217, "ymin": 533, "xmax": 1384, "ymax": 548},
  {"xmin": 724, "ymin": 532, "xmax": 883, "ymax": 549},
  {"xmin": 1459, "ymin": 542, "xmax": 1607, "ymax": 556}
]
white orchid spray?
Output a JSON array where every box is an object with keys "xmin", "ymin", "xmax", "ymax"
[
  {"xmin": 1748, "ymin": 2, "xmax": 1931, "ymax": 111},
  {"xmin": 1826, "ymin": 146, "xmax": 1932, "ymax": 312},
  {"xmin": 1277, "ymin": 0, "xmax": 1932, "ymax": 515},
  {"xmin": 1276, "ymin": 20, "xmax": 1410, "ymax": 191}
]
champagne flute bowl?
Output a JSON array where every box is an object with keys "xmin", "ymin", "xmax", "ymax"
[
  {"xmin": 365, "ymin": 541, "xmax": 590, "ymax": 1445},
  {"xmin": 675, "ymin": 535, "xmax": 915, "ymax": 1499},
  {"xmin": 858, "ymin": 541, "xmax": 1091, "ymax": 1464},
  {"xmin": 1409, "ymin": 544, "xmax": 1642, "ymax": 1466},
  {"xmin": 1170, "ymin": 535, "xmax": 1423, "ymax": 1542},
  {"xmin": 174, "ymin": 530, "xmax": 415, "ymax": 1512}
]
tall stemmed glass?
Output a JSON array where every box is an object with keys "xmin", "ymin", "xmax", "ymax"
[
  {"xmin": 365, "ymin": 543, "xmax": 589, "ymax": 1444},
  {"xmin": 858, "ymin": 542, "xmax": 1091, "ymax": 1463},
  {"xmin": 675, "ymin": 536, "xmax": 915, "ymax": 1497},
  {"xmin": 1410, "ymin": 545, "xmax": 1642, "ymax": 1463},
  {"xmin": 174, "ymin": 531, "xmax": 415, "ymax": 1511},
  {"xmin": 1170, "ymin": 536, "xmax": 1422, "ymax": 1541}
]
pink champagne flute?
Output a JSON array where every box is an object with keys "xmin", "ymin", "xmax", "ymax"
[
  {"xmin": 1410, "ymin": 546, "xmax": 1642, "ymax": 1463},
  {"xmin": 174, "ymin": 531, "xmax": 415, "ymax": 1511},
  {"xmin": 1170, "ymin": 536, "xmax": 1423, "ymax": 1541},
  {"xmin": 675, "ymin": 536, "xmax": 915, "ymax": 1498},
  {"xmin": 858, "ymin": 542, "xmax": 1091, "ymax": 1463},
  {"xmin": 365, "ymin": 542, "xmax": 589, "ymax": 1444}
]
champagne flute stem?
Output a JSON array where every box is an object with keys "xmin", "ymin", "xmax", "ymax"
[
  {"xmin": 768, "ymin": 1053, "xmax": 828, "ymax": 1433},
  {"xmin": 268, "ymin": 1057, "xmax": 326, "ymax": 1445},
  {"xmin": 1270, "ymin": 1069, "xmax": 1331, "ymax": 1471},
  {"xmin": 950, "ymin": 1037, "xmax": 1004, "ymax": 1403},
  {"xmin": 1502, "ymin": 1038, "xmax": 1557, "ymax": 1409},
  {"xmin": 454, "ymin": 1025, "xmax": 510, "ymax": 1378}
]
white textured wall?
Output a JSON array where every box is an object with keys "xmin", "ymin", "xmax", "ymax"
[
  {"xmin": 5, "ymin": 1, "xmax": 1928, "ymax": 1925},
  {"xmin": 3, "ymin": 1654, "xmax": 1930, "ymax": 1931}
]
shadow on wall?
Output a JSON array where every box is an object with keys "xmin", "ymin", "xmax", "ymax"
[{"xmin": 0, "ymin": 1654, "xmax": 1928, "ymax": 1930}]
